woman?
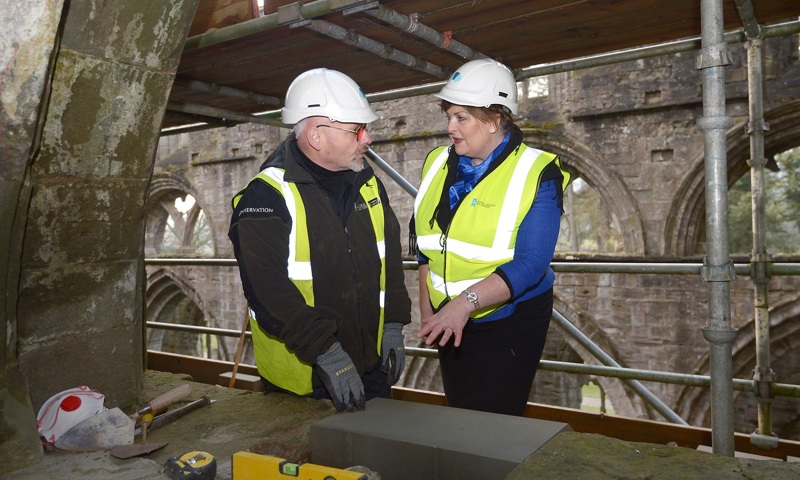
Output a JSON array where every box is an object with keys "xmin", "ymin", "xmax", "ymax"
[{"xmin": 412, "ymin": 59, "xmax": 571, "ymax": 416}]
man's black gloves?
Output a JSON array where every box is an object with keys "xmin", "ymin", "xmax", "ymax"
[
  {"xmin": 380, "ymin": 323, "xmax": 406, "ymax": 385},
  {"xmin": 316, "ymin": 342, "xmax": 365, "ymax": 412}
]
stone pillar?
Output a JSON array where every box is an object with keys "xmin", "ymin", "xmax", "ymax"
[
  {"xmin": 0, "ymin": 0, "xmax": 67, "ymax": 471},
  {"xmin": 1, "ymin": 0, "xmax": 199, "ymax": 473}
]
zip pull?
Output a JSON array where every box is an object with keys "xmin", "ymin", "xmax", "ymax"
[
  {"xmin": 344, "ymin": 226, "xmax": 353, "ymax": 254},
  {"xmin": 439, "ymin": 233, "xmax": 446, "ymax": 254}
]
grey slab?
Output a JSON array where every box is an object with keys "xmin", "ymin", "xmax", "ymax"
[{"xmin": 311, "ymin": 397, "xmax": 572, "ymax": 480}]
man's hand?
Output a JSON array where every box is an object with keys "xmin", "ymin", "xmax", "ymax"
[
  {"xmin": 316, "ymin": 343, "xmax": 365, "ymax": 412},
  {"xmin": 381, "ymin": 323, "xmax": 405, "ymax": 385}
]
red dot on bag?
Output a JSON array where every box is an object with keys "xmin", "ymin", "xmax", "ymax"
[{"xmin": 60, "ymin": 395, "xmax": 82, "ymax": 412}]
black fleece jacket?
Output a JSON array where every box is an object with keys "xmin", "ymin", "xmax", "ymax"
[{"xmin": 228, "ymin": 134, "xmax": 411, "ymax": 378}]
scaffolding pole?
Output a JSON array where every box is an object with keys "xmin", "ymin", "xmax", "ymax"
[
  {"xmin": 744, "ymin": 34, "xmax": 778, "ymax": 450},
  {"xmin": 551, "ymin": 309, "xmax": 687, "ymax": 425},
  {"xmin": 697, "ymin": 0, "xmax": 737, "ymax": 456}
]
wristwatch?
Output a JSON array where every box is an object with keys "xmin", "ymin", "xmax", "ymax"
[{"xmin": 463, "ymin": 289, "xmax": 480, "ymax": 311}]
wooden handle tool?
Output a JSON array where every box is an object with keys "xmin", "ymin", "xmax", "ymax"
[{"xmin": 131, "ymin": 384, "xmax": 191, "ymax": 423}]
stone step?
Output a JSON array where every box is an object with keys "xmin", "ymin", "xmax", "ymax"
[{"xmin": 311, "ymin": 397, "xmax": 572, "ymax": 480}]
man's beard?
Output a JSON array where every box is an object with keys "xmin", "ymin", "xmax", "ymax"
[{"xmin": 349, "ymin": 158, "xmax": 365, "ymax": 173}]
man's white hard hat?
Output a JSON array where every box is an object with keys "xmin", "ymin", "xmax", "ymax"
[
  {"xmin": 281, "ymin": 68, "xmax": 379, "ymax": 125},
  {"xmin": 433, "ymin": 59, "xmax": 519, "ymax": 114}
]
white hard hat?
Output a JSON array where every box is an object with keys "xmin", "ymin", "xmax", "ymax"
[
  {"xmin": 281, "ymin": 68, "xmax": 379, "ymax": 125},
  {"xmin": 433, "ymin": 59, "xmax": 519, "ymax": 114}
]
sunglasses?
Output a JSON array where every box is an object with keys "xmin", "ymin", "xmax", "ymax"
[{"xmin": 318, "ymin": 123, "xmax": 367, "ymax": 142}]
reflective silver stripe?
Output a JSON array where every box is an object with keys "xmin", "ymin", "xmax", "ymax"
[
  {"xmin": 494, "ymin": 146, "xmax": 541, "ymax": 249},
  {"xmin": 416, "ymin": 234, "xmax": 442, "ymax": 252},
  {"xmin": 429, "ymin": 269, "xmax": 481, "ymax": 297},
  {"xmin": 444, "ymin": 238, "xmax": 514, "ymax": 261},
  {"xmin": 376, "ymin": 239, "xmax": 385, "ymax": 259},
  {"xmin": 260, "ymin": 168, "xmax": 312, "ymax": 281},
  {"xmin": 413, "ymin": 148, "xmax": 449, "ymax": 213},
  {"xmin": 418, "ymin": 147, "xmax": 542, "ymax": 261},
  {"xmin": 417, "ymin": 234, "xmax": 513, "ymax": 262}
]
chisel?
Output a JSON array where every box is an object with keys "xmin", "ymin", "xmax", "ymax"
[
  {"xmin": 135, "ymin": 395, "xmax": 213, "ymax": 435},
  {"xmin": 130, "ymin": 384, "xmax": 192, "ymax": 424}
]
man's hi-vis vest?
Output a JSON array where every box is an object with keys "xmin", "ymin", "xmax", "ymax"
[
  {"xmin": 232, "ymin": 166, "xmax": 387, "ymax": 395},
  {"xmin": 413, "ymin": 144, "xmax": 571, "ymax": 319}
]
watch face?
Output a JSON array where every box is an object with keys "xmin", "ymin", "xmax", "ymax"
[{"xmin": 467, "ymin": 291, "xmax": 477, "ymax": 302}]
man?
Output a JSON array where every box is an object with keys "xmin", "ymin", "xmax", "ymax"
[{"xmin": 229, "ymin": 68, "xmax": 411, "ymax": 412}]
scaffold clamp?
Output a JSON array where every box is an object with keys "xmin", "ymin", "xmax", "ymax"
[{"xmin": 700, "ymin": 257, "xmax": 736, "ymax": 282}]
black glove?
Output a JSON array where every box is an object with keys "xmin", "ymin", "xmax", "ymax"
[
  {"xmin": 316, "ymin": 343, "xmax": 365, "ymax": 412},
  {"xmin": 380, "ymin": 323, "xmax": 405, "ymax": 385}
]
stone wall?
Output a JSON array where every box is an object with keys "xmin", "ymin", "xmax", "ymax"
[{"xmin": 149, "ymin": 35, "xmax": 800, "ymax": 437}]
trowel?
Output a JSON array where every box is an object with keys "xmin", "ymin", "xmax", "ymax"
[{"xmin": 54, "ymin": 407, "xmax": 135, "ymax": 451}]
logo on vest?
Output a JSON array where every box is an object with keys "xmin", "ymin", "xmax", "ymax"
[
  {"xmin": 240, "ymin": 207, "xmax": 274, "ymax": 216},
  {"xmin": 470, "ymin": 198, "xmax": 496, "ymax": 208}
]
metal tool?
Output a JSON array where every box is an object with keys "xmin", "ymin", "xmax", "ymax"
[
  {"xmin": 54, "ymin": 407, "xmax": 134, "ymax": 451},
  {"xmin": 55, "ymin": 385, "xmax": 191, "ymax": 453},
  {"xmin": 130, "ymin": 384, "xmax": 192, "ymax": 423},
  {"xmin": 165, "ymin": 451, "xmax": 217, "ymax": 480},
  {"xmin": 110, "ymin": 394, "xmax": 214, "ymax": 460},
  {"xmin": 136, "ymin": 395, "xmax": 213, "ymax": 434}
]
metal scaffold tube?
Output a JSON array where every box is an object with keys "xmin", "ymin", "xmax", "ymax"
[
  {"xmin": 166, "ymin": 19, "xmax": 800, "ymax": 137},
  {"xmin": 366, "ymin": 148, "xmax": 418, "ymax": 197},
  {"xmin": 550, "ymin": 309, "xmax": 688, "ymax": 425},
  {"xmin": 744, "ymin": 34, "xmax": 778, "ymax": 450},
  {"xmin": 360, "ymin": 4, "xmax": 487, "ymax": 60},
  {"xmin": 697, "ymin": 0, "xmax": 737, "ymax": 456},
  {"xmin": 302, "ymin": 19, "xmax": 450, "ymax": 79}
]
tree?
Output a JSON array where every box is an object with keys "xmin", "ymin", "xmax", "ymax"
[{"xmin": 728, "ymin": 147, "xmax": 800, "ymax": 255}]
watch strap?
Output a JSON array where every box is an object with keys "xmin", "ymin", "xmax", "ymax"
[{"xmin": 463, "ymin": 289, "xmax": 480, "ymax": 310}]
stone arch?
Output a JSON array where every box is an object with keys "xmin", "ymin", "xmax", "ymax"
[
  {"xmin": 145, "ymin": 268, "xmax": 231, "ymax": 361},
  {"xmin": 675, "ymin": 296, "xmax": 800, "ymax": 437},
  {"xmin": 665, "ymin": 100, "xmax": 800, "ymax": 255},
  {"xmin": 550, "ymin": 297, "xmax": 651, "ymax": 419},
  {"xmin": 146, "ymin": 173, "xmax": 218, "ymax": 256},
  {"xmin": 522, "ymin": 128, "xmax": 646, "ymax": 255}
]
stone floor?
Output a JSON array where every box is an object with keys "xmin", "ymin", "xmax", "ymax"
[{"xmin": 5, "ymin": 371, "xmax": 800, "ymax": 480}]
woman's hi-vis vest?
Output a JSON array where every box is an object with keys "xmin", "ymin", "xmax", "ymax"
[
  {"xmin": 413, "ymin": 143, "xmax": 571, "ymax": 319},
  {"xmin": 232, "ymin": 166, "xmax": 387, "ymax": 396}
]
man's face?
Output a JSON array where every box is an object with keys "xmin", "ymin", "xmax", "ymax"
[{"xmin": 315, "ymin": 120, "xmax": 372, "ymax": 172}]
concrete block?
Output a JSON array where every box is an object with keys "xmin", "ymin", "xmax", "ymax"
[{"xmin": 311, "ymin": 397, "xmax": 571, "ymax": 480}]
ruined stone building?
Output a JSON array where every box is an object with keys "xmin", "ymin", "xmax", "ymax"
[
  {"xmin": 148, "ymin": 34, "xmax": 800, "ymax": 439},
  {"xmin": 3, "ymin": 0, "xmax": 800, "ymax": 474}
]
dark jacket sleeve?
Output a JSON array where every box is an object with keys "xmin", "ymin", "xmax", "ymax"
[
  {"xmin": 228, "ymin": 180, "xmax": 337, "ymax": 364},
  {"xmin": 376, "ymin": 177, "xmax": 412, "ymax": 327}
]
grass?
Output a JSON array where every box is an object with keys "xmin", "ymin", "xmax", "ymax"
[{"xmin": 581, "ymin": 381, "xmax": 615, "ymax": 414}]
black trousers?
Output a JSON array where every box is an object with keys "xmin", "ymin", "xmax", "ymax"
[{"xmin": 437, "ymin": 288, "xmax": 553, "ymax": 416}]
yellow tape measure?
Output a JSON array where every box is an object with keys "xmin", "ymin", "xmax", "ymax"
[{"xmin": 164, "ymin": 451, "xmax": 217, "ymax": 480}]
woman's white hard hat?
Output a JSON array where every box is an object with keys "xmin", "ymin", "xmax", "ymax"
[
  {"xmin": 281, "ymin": 68, "xmax": 379, "ymax": 125},
  {"xmin": 433, "ymin": 59, "xmax": 519, "ymax": 114}
]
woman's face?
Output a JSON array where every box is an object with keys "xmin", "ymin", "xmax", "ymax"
[{"xmin": 444, "ymin": 105, "xmax": 500, "ymax": 164}]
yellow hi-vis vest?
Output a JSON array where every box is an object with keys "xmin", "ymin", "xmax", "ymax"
[
  {"xmin": 232, "ymin": 167, "xmax": 387, "ymax": 395},
  {"xmin": 413, "ymin": 144, "xmax": 571, "ymax": 319}
]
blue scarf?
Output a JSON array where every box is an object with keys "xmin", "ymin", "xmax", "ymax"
[{"xmin": 448, "ymin": 132, "xmax": 511, "ymax": 209}]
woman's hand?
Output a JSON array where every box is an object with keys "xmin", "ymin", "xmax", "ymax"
[{"xmin": 417, "ymin": 297, "xmax": 472, "ymax": 347}]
